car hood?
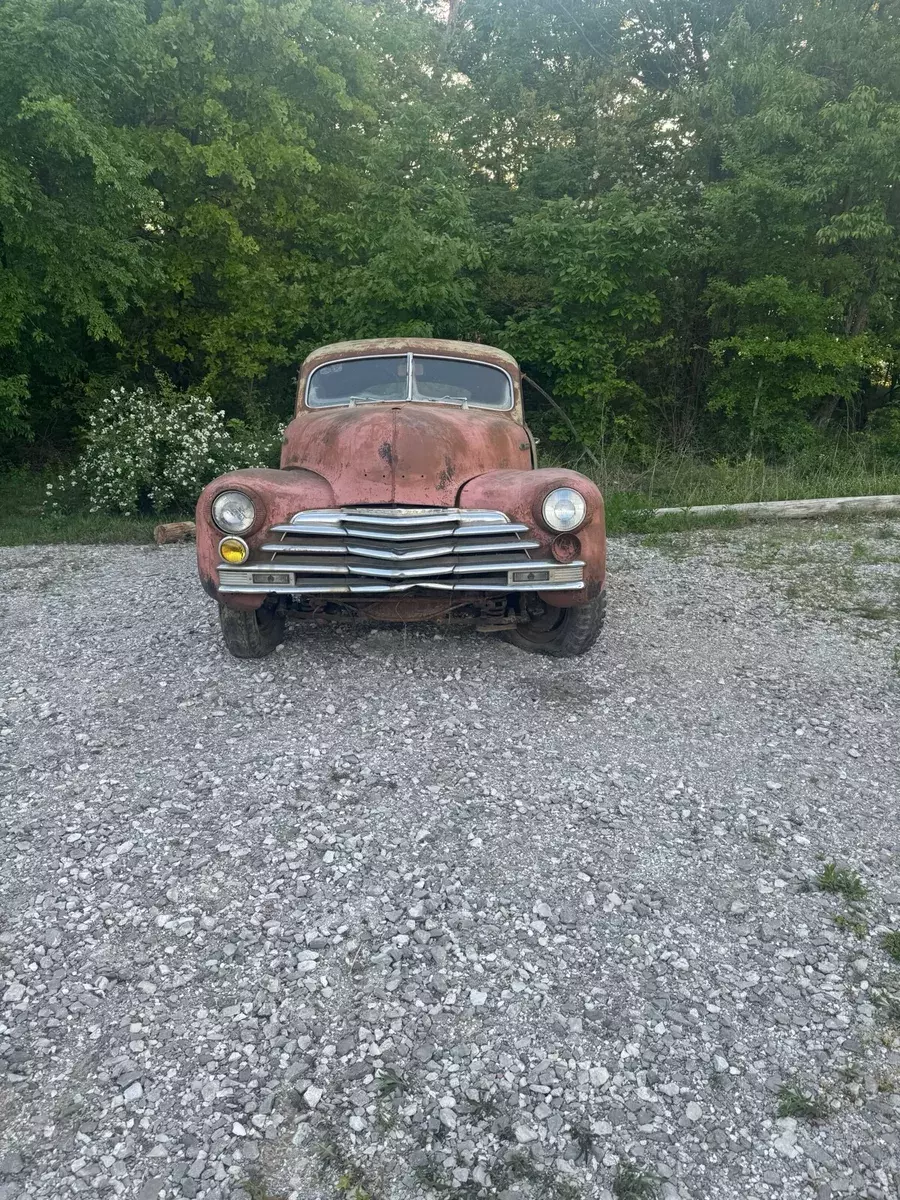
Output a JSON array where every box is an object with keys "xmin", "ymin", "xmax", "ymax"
[{"xmin": 281, "ymin": 403, "xmax": 532, "ymax": 506}]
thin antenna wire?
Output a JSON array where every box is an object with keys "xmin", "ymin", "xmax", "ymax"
[{"xmin": 523, "ymin": 375, "xmax": 605, "ymax": 475}]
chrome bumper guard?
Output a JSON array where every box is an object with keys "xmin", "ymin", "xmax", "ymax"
[{"xmin": 217, "ymin": 506, "xmax": 584, "ymax": 596}]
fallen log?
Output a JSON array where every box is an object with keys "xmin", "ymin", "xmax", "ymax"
[
  {"xmin": 154, "ymin": 520, "xmax": 196, "ymax": 544},
  {"xmin": 651, "ymin": 495, "xmax": 900, "ymax": 522}
]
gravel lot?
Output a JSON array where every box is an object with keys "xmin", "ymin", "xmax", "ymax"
[{"xmin": 1, "ymin": 522, "xmax": 899, "ymax": 1200}]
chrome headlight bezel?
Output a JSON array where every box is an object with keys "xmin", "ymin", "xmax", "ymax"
[
  {"xmin": 218, "ymin": 536, "xmax": 250, "ymax": 564},
  {"xmin": 541, "ymin": 487, "xmax": 587, "ymax": 533},
  {"xmin": 212, "ymin": 490, "xmax": 256, "ymax": 534}
]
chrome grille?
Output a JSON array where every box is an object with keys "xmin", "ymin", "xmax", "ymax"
[{"xmin": 217, "ymin": 506, "xmax": 584, "ymax": 595}]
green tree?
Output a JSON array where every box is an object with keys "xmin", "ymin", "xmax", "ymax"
[
  {"xmin": 135, "ymin": 0, "xmax": 381, "ymax": 421},
  {"xmin": 310, "ymin": 111, "xmax": 484, "ymax": 344},
  {"xmin": 495, "ymin": 192, "xmax": 670, "ymax": 447},
  {"xmin": 0, "ymin": 0, "xmax": 158, "ymax": 447},
  {"xmin": 698, "ymin": 3, "xmax": 900, "ymax": 450},
  {"xmin": 4, "ymin": 0, "xmax": 900, "ymax": 468}
]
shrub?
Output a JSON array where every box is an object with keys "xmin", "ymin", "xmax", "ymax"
[
  {"xmin": 863, "ymin": 405, "xmax": 900, "ymax": 457},
  {"xmin": 46, "ymin": 380, "xmax": 282, "ymax": 516}
]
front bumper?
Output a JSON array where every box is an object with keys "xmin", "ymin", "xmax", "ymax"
[{"xmin": 216, "ymin": 506, "xmax": 584, "ymax": 596}]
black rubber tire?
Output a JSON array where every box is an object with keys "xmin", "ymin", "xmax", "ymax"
[
  {"xmin": 218, "ymin": 602, "xmax": 285, "ymax": 659},
  {"xmin": 505, "ymin": 588, "xmax": 606, "ymax": 658}
]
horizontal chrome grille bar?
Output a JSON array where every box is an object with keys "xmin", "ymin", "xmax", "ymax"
[
  {"xmin": 219, "ymin": 580, "xmax": 584, "ymax": 596},
  {"xmin": 261, "ymin": 541, "xmax": 348, "ymax": 555},
  {"xmin": 221, "ymin": 558, "xmax": 581, "ymax": 581},
  {"xmin": 281, "ymin": 507, "xmax": 508, "ymax": 528},
  {"xmin": 259, "ymin": 539, "xmax": 541, "ymax": 561},
  {"xmin": 218, "ymin": 505, "xmax": 584, "ymax": 599},
  {"xmin": 267, "ymin": 522, "xmax": 531, "ymax": 541},
  {"xmin": 218, "ymin": 561, "xmax": 584, "ymax": 594}
]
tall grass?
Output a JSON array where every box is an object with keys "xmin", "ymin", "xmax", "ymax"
[
  {"xmin": 555, "ymin": 442, "xmax": 900, "ymax": 533},
  {"xmin": 0, "ymin": 468, "xmax": 188, "ymax": 546}
]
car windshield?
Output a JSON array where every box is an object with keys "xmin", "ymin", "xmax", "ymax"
[{"xmin": 307, "ymin": 354, "xmax": 513, "ymax": 409}]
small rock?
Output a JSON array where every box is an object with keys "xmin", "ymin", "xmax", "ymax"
[
  {"xmin": 0, "ymin": 1155, "xmax": 23, "ymax": 1177},
  {"xmin": 136, "ymin": 1177, "xmax": 165, "ymax": 1200}
]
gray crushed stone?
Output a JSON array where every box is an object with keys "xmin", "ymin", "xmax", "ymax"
[{"xmin": 1, "ymin": 523, "xmax": 899, "ymax": 1200}]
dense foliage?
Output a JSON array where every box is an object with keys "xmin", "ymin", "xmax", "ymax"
[
  {"xmin": 46, "ymin": 380, "xmax": 282, "ymax": 514},
  {"xmin": 2, "ymin": 0, "xmax": 899, "ymax": 466}
]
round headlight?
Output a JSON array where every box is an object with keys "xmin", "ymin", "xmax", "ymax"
[
  {"xmin": 541, "ymin": 487, "xmax": 586, "ymax": 532},
  {"xmin": 212, "ymin": 490, "xmax": 255, "ymax": 534},
  {"xmin": 219, "ymin": 536, "xmax": 249, "ymax": 564}
]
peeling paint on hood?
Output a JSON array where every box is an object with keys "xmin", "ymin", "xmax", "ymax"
[{"xmin": 281, "ymin": 402, "xmax": 532, "ymax": 505}]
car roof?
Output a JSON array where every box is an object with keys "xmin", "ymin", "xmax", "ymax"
[{"xmin": 300, "ymin": 338, "xmax": 519, "ymax": 372}]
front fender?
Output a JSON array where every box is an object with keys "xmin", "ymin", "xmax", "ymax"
[
  {"xmin": 196, "ymin": 468, "xmax": 334, "ymax": 611},
  {"xmin": 457, "ymin": 468, "xmax": 605, "ymax": 606}
]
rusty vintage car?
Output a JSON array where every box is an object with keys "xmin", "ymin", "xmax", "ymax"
[{"xmin": 197, "ymin": 338, "xmax": 606, "ymax": 658}]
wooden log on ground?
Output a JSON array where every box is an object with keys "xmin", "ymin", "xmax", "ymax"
[
  {"xmin": 154, "ymin": 520, "xmax": 196, "ymax": 544},
  {"xmin": 651, "ymin": 495, "xmax": 900, "ymax": 523}
]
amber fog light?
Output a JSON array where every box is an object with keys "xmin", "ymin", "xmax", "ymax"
[
  {"xmin": 219, "ymin": 536, "xmax": 249, "ymax": 564},
  {"xmin": 551, "ymin": 533, "xmax": 581, "ymax": 562}
]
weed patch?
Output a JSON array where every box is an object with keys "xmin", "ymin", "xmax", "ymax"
[
  {"xmin": 413, "ymin": 1160, "xmax": 451, "ymax": 1192},
  {"xmin": 612, "ymin": 1160, "xmax": 661, "ymax": 1200},
  {"xmin": 567, "ymin": 1121, "xmax": 597, "ymax": 1165},
  {"xmin": 776, "ymin": 1083, "xmax": 831, "ymax": 1121},
  {"xmin": 242, "ymin": 1175, "xmax": 287, "ymax": 1200},
  {"xmin": 873, "ymin": 983, "xmax": 900, "ymax": 1026},
  {"xmin": 337, "ymin": 1173, "xmax": 375, "ymax": 1200},
  {"xmin": 832, "ymin": 912, "xmax": 869, "ymax": 939},
  {"xmin": 815, "ymin": 862, "xmax": 868, "ymax": 902},
  {"xmin": 501, "ymin": 1150, "xmax": 541, "ymax": 1184},
  {"xmin": 374, "ymin": 1067, "xmax": 408, "ymax": 1098},
  {"xmin": 466, "ymin": 1094, "xmax": 498, "ymax": 1121}
]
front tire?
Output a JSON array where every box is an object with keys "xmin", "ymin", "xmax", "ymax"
[
  {"xmin": 218, "ymin": 602, "xmax": 285, "ymax": 659},
  {"xmin": 506, "ymin": 588, "xmax": 606, "ymax": 658}
]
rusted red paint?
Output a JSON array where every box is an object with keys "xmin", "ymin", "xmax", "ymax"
[
  {"xmin": 197, "ymin": 338, "xmax": 605, "ymax": 617},
  {"xmin": 458, "ymin": 468, "xmax": 606, "ymax": 607},
  {"xmin": 196, "ymin": 467, "xmax": 333, "ymax": 611},
  {"xmin": 281, "ymin": 404, "xmax": 530, "ymax": 506},
  {"xmin": 551, "ymin": 533, "xmax": 581, "ymax": 563}
]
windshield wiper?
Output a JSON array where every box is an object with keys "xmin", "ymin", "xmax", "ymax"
[{"xmin": 346, "ymin": 394, "xmax": 405, "ymax": 404}]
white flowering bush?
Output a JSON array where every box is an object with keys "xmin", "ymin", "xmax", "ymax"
[{"xmin": 46, "ymin": 381, "xmax": 283, "ymax": 515}]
